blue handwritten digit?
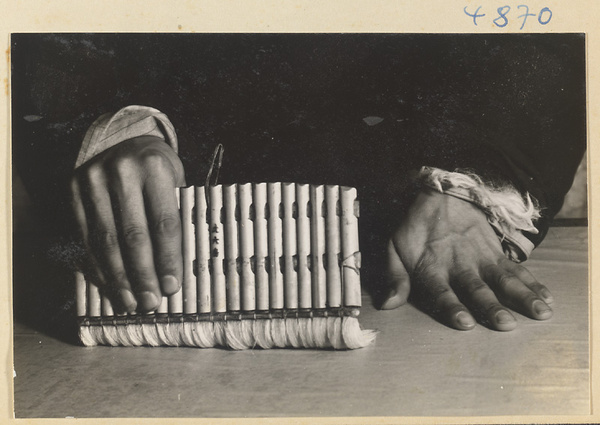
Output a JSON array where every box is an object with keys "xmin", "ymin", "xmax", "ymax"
[
  {"xmin": 517, "ymin": 5, "xmax": 536, "ymax": 30},
  {"xmin": 493, "ymin": 6, "xmax": 511, "ymax": 27},
  {"xmin": 538, "ymin": 7, "xmax": 552, "ymax": 25},
  {"xmin": 464, "ymin": 6, "xmax": 485, "ymax": 26}
]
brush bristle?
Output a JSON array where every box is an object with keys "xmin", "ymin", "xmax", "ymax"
[{"xmin": 79, "ymin": 317, "xmax": 376, "ymax": 350}]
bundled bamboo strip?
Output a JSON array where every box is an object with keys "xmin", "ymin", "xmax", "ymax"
[{"xmin": 77, "ymin": 183, "xmax": 375, "ymax": 350}]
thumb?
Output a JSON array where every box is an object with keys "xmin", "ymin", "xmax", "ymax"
[{"xmin": 381, "ymin": 238, "xmax": 411, "ymax": 310}]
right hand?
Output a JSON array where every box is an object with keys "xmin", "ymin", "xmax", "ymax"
[
  {"xmin": 381, "ymin": 190, "xmax": 553, "ymax": 331},
  {"xmin": 71, "ymin": 136, "xmax": 186, "ymax": 313}
]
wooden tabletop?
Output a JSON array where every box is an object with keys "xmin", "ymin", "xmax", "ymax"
[{"xmin": 13, "ymin": 226, "xmax": 589, "ymax": 418}]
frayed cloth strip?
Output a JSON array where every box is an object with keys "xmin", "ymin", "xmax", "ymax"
[
  {"xmin": 418, "ymin": 166, "xmax": 539, "ymax": 262},
  {"xmin": 79, "ymin": 317, "xmax": 377, "ymax": 350}
]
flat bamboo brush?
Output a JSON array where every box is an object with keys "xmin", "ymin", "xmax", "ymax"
[{"xmin": 76, "ymin": 183, "xmax": 376, "ymax": 350}]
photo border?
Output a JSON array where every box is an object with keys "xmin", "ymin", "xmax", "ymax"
[{"xmin": 2, "ymin": 1, "xmax": 598, "ymax": 423}]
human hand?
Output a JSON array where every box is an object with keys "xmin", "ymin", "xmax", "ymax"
[
  {"xmin": 381, "ymin": 189, "xmax": 554, "ymax": 331},
  {"xmin": 71, "ymin": 136, "xmax": 185, "ymax": 313}
]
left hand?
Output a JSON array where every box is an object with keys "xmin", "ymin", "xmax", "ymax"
[
  {"xmin": 381, "ymin": 189, "xmax": 554, "ymax": 331},
  {"xmin": 71, "ymin": 135, "xmax": 186, "ymax": 313}
]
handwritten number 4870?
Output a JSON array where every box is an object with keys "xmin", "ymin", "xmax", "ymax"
[{"xmin": 464, "ymin": 6, "xmax": 552, "ymax": 29}]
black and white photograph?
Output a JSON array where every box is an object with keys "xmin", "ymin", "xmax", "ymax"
[{"xmin": 11, "ymin": 31, "xmax": 589, "ymax": 419}]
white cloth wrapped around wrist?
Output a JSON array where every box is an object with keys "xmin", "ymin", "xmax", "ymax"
[
  {"xmin": 75, "ymin": 105, "xmax": 178, "ymax": 169},
  {"xmin": 418, "ymin": 166, "xmax": 540, "ymax": 262}
]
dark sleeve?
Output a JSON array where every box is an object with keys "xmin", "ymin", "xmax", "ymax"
[{"xmin": 407, "ymin": 34, "xmax": 586, "ymax": 246}]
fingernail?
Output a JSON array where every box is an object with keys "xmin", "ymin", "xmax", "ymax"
[
  {"xmin": 161, "ymin": 275, "xmax": 180, "ymax": 294},
  {"xmin": 456, "ymin": 311, "xmax": 475, "ymax": 329},
  {"xmin": 533, "ymin": 299, "xmax": 551, "ymax": 315},
  {"xmin": 495, "ymin": 310, "xmax": 514, "ymax": 325},
  {"xmin": 381, "ymin": 290, "xmax": 400, "ymax": 310},
  {"xmin": 119, "ymin": 289, "xmax": 137, "ymax": 311},
  {"xmin": 541, "ymin": 289, "xmax": 554, "ymax": 303},
  {"xmin": 138, "ymin": 291, "xmax": 159, "ymax": 311}
]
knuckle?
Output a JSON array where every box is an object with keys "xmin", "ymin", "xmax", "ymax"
[
  {"xmin": 454, "ymin": 270, "xmax": 487, "ymax": 293},
  {"xmin": 480, "ymin": 263, "xmax": 496, "ymax": 278},
  {"xmin": 496, "ymin": 273, "xmax": 517, "ymax": 291},
  {"xmin": 467, "ymin": 280, "xmax": 489, "ymax": 297},
  {"xmin": 141, "ymin": 149, "xmax": 171, "ymax": 172},
  {"xmin": 529, "ymin": 282, "xmax": 545, "ymax": 292},
  {"xmin": 153, "ymin": 214, "xmax": 181, "ymax": 237},
  {"xmin": 91, "ymin": 230, "xmax": 119, "ymax": 253},
  {"xmin": 430, "ymin": 285, "xmax": 453, "ymax": 304},
  {"xmin": 123, "ymin": 226, "xmax": 150, "ymax": 248},
  {"xmin": 84, "ymin": 162, "xmax": 106, "ymax": 185},
  {"xmin": 454, "ymin": 268, "xmax": 475, "ymax": 282},
  {"xmin": 110, "ymin": 155, "xmax": 136, "ymax": 176}
]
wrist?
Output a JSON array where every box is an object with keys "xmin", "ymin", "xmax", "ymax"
[{"xmin": 416, "ymin": 166, "xmax": 539, "ymax": 262}]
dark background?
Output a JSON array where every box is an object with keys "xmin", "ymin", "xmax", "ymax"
[{"xmin": 11, "ymin": 33, "xmax": 587, "ymax": 341}]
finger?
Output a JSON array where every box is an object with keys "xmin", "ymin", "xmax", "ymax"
[
  {"xmin": 144, "ymin": 173, "xmax": 183, "ymax": 296},
  {"xmin": 499, "ymin": 258, "xmax": 554, "ymax": 305},
  {"xmin": 454, "ymin": 271, "xmax": 517, "ymax": 331},
  {"xmin": 414, "ymin": 267, "xmax": 475, "ymax": 330},
  {"xmin": 381, "ymin": 239, "xmax": 411, "ymax": 309},
  {"xmin": 482, "ymin": 264, "xmax": 553, "ymax": 320},
  {"xmin": 71, "ymin": 177, "xmax": 106, "ymax": 287},
  {"xmin": 80, "ymin": 167, "xmax": 138, "ymax": 313},
  {"xmin": 108, "ymin": 172, "xmax": 162, "ymax": 312},
  {"xmin": 71, "ymin": 176, "xmax": 90, "ymax": 242}
]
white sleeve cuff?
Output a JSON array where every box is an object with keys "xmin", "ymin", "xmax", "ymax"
[
  {"xmin": 75, "ymin": 105, "xmax": 178, "ymax": 169},
  {"xmin": 418, "ymin": 166, "xmax": 540, "ymax": 262}
]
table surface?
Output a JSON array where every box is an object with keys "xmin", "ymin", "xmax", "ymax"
[{"xmin": 13, "ymin": 227, "xmax": 589, "ymax": 418}]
